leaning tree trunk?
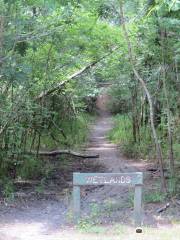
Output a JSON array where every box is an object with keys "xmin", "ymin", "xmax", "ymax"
[
  {"xmin": 119, "ymin": 1, "xmax": 167, "ymax": 192},
  {"xmin": 130, "ymin": 81, "xmax": 140, "ymax": 143}
]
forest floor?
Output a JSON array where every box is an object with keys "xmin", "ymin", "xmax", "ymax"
[{"xmin": 0, "ymin": 94, "xmax": 180, "ymax": 240}]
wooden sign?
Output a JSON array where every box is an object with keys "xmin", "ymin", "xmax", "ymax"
[
  {"xmin": 73, "ymin": 172, "xmax": 143, "ymax": 230},
  {"xmin": 73, "ymin": 172, "xmax": 142, "ymax": 186}
]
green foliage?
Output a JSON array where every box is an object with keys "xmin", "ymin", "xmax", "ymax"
[
  {"xmin": 0, "ymin": 0, "xmax": 179, "ymax": 195},
  {"xmin": 77, "ymin": 219, "xmax": 107, "ymax": 234},
  {"xmin": 1, "ymin": 0, "xmax": 121, "ymax": 188},
  {"xmin": 107, "ymin": 84, "xmax": 131, "ymax": 114},
  {"xmin": 0, "ymin": 178, "xmax": 14, "ymax": 200},
  {"xmin": 76, "ymin": 203, "xmax": 102, "ymax": 232},
  {"xmin": 38, "ymin": 112, "xmax": 93, "ymax": 149},
  {"xmin": 109, "ymin": 115, "xmax": 133, "ymax": 144},
  {"xmin": 144, "ymin": 191, "xmax": 166, "ymax": 203},
  {"xmin": 16, "ymin": 155, "xmax": 43, "ymax": 179},
  {"xmin": 109, "ymin": 114, "xmax": 154, "ymax": 158},
  {"xmin": 109, "ymin": 112, "xmax": 180, "ymax": 169},
  {"xmin": 173, "ymin": 143, "xmax": 180, "ymax": 162}
]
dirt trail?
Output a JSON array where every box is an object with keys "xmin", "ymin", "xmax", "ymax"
[
  {"xmin": 0, "ymin": 89, "xmax": 179, "ymax": 239},
  {"xmin": 79, "ymin": 90, "xmax": 140, "ymax": 221},
  {"xmin": 86, "ymin": 88, "xmax": 136, "ymax": 173}
]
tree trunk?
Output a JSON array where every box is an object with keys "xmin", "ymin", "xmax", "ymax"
[
  {"xmin": 131, "ymin": 93, "xmax": 137, "ymax": 143},
  {"xmin": 160, "ymin": 32, "xmax": 174, "ymax": 178},
  {"xmin": 119, "ymin": 1, "xmax": 167, "ymax": 192},
  {"xmin": 131, "ymin": 82, "xmax": 139, "ymax": 143}
]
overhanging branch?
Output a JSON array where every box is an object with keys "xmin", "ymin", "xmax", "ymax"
[{"xmin": 35, "ymin": 47, "xmax": 119, "ymax": 100}]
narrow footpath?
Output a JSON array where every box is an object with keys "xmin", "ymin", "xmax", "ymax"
[{"xmin": 0, "ymin": 91, "xmax": 178, "ymax": 240}]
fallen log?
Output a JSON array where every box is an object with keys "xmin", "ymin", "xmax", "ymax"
[
  {"xmin": 14, "ymin": 179, "xmax": 39, "ymax": 185},
  {"xmin": 14, "ymin": 191, "xmax": 57, "ymax": 198},
  {"xmin": 26, "ymin": 149, "xmax": 99, "ymax": 158},
  {"xmin": 156, "ymin": 202, "xmax": 170, "ymax": 213}
]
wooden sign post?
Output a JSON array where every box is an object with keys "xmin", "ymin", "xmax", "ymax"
[{"xmin": 73, "ymin": 172, "xmax": 143, "ymax": 230}]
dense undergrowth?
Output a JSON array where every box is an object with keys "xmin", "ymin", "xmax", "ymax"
[
  {"xmin": 109, "ymin": 114, "xmax": 180, "ymax": 163},
  {"xmin": 109, "ymin": 113, "xmax": 180, "ymax": 195},
  {"xmin": 108, "ymin": 114, "xmax": 153, "ymax": 159},
  {"xmin": 0, "ymin": 111, "xmax": 94, "ymax": 198}
]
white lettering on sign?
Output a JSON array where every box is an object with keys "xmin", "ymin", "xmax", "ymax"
[{"xmin": 85, "ymin": 175, "xmax": 132, "ymax": 185}]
